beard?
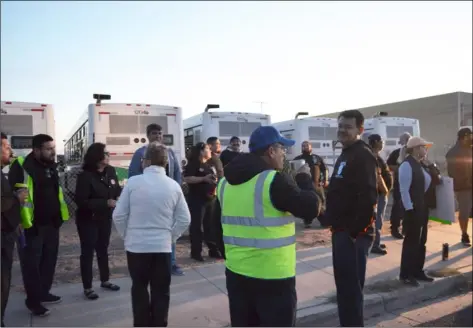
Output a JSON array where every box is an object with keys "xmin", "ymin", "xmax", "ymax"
[{"xmin": 40, "ymin": 153, "xmax": 56, "ymax": 164}]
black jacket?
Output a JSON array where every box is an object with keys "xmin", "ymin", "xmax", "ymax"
[
  {"xmin": 74, "ymin": 166, "xmax": 122, "ymax": 222},
  {"xmin": 219, "ymin": 149, "xmax": 241, "ymax": 167},
  {"xmin": 1, "ymin": 170, "xmax": 21, "ymax": 233},
  {"xmin": 9, "ymin": 153, "xmax": 62, "ymax": 228},
  {"xmin": 325, "ymin": 140, "xmax": 378, "ymax": 237},
  {"xmin": 222, "ymin": 153, "xmax": 323, "ymax": 218}
]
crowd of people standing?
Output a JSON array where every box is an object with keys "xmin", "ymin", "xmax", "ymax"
[{"xmin": 1, "ymin": 119, "xmax": 471, "ymax": 327}]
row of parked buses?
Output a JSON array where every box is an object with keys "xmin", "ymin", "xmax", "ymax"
[{"xmin": 1, "ymin": 94, "xmax": 422, "ymax": 183}]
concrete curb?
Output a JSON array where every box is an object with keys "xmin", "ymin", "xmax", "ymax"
[{"xmin": 295, "ymin": 269, "xmax": 473, "ymax": 326}]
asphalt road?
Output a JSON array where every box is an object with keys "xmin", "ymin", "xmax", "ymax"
[{"xmin": 416, "ymin": 304, "xmax": 472, "ymax": 327}]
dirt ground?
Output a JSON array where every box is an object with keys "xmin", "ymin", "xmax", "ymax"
[{"xmin": 10, "ymin": 219, "xmax": 332, "ymax": 290}]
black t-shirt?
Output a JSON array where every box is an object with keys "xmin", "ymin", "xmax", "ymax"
[
  {"xmin": 376, "ymin": 155, "xmax": 393, "ymax": 191},
  {"xmin": 386, "ymin": 148, "xmax": 401, "ymax": 166},
  {"xmin": 294, "ymin": 153, "xmax": 327, "ymax": 183},
  {"xmin": 183, "ymin": 161, "xmax": 217, "ymax": 200}
]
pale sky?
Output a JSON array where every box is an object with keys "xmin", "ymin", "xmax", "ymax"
[{"xmin": 1, "ymin": 1, "xmax": 472, "ymax": 153}]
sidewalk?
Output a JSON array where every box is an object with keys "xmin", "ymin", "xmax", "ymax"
[{"xmin": 4, "ymin": 222, "xmax": 472, "ymax": 327}]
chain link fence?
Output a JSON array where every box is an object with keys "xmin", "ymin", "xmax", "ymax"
[{"xmin": 59, "ymin": 165, "xmax": 132, "ymax": 219}]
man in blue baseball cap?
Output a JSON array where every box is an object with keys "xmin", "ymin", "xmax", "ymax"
[{"xmin": 213, "ymin": 125, "xmax": 324, "ymax": 327}]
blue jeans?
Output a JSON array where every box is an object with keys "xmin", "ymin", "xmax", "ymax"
[
  {"xmin": 332, "ymin": 230, "xmax": 373, "ymax": 327},
  {"xmin": 374, "ymin": 195, "xmax": 387, "ymax": 249}
]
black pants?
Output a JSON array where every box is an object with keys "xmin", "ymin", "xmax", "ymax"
[
  {"xmin": 400, "ymin": 208, "xmax": 428, "ymax": 279},
  {"xmin": 76, "ymin": 218, "xmax": 112, "ymax": 289},
  {"xmin": 19, "ymin": 225, "xmax": 59, "ymax": 307},
  {"xmin": 127, "ymin": 252, "xmax": 171, "ymax": 327},
  {"xmin": 213, "ymin": 203, "xmax": 225, "ymax": 259},
  {"xmin": 332, "ymin": 231, "xmax": 373, "ymax": 327},
  {"xmin": 188, "ymin": 196, "xmax": 218, "ymax": 256},
  {"xmin": 1, "ymin": 232, "xmax": 15, "ymax": 327},
  {"xmin": 226, "ymin": 268, "xmax": 297, "ymax": 327},
  {"xmin": 390, "ymin": 188, "xmax": 404, "ymax": 231}
]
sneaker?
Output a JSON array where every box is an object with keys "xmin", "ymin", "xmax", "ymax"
[
  {"xmin": 41, "ymin": 293, "xmax": 62, "ymax": 304},
  {"xmin": 391, "ymin": 230, "xmax": 404, "ymax": 240},
  {"xmin": 415, "ymin": 271, "xmax": 434, "ymax": 282},
  {"xmin": 26, "ymin": 303, "xmax": 51, "ymax": 317},
  {"xmin": 171, "ymin": 264, "xmax": 185, "ymax": 276},
  {"xmin": 401, "ymin": 277, "xmax": 420, "ymax": 287},
  {"xmin": 191, "ymin": 254, "xmax": 205, "ymax": 262},
  {"xmin": 461, "ymin": 233, "xmax": 471, "ymax": 247},
  {"xmin": 208, "ymin": 249, "xmax": 224, "ymax": 259},
  {"xmin": 380, "ymin": 244, "xmax": 387, "ymax": 249},
  {"xmin": 371, "ymin": 247, "xmax": 387, "ymax": 255}
]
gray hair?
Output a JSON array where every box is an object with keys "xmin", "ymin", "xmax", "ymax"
[{"xmin": 144, "ymin": 142, "xmax": 168, "ymax": 167}]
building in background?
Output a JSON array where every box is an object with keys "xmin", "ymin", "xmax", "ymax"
[{"xmin": 315, "ymin": 91, "xmax": 472, "ymax": 172}]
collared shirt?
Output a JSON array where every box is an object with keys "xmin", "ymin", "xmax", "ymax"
[{"xmin": 113, "ymin": 166, "xmax": 191, "ymax": 253}]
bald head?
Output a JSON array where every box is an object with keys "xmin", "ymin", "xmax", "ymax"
[
  {"xmin": 399, "ymin": 132, "xmax": 411, "ymax": 146},
  {"xmin": 301, "ymin": 141, "xmax": 312, "ymax": 154}
]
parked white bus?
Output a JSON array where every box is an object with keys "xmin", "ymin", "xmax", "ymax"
[
  {"xmin": 272, "ymin": 112, "xmax": 341, "ymax": 176},
  {"xmin": 364, "ymin": 114, "xmax": 421, "ymax": 160},
  {"xmin": 183, "ymin": 104, "xmax": 271, "ymax": 153},
  {"xmin": 63, "ymin": 95, "xmax": 184, "ymax": 183},
  {"xmin": 1, "ymin": 101, "xmax": 55, "ymax": 172}
]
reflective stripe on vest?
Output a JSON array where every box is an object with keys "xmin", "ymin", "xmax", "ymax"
[
  {"xmin": 218, "ymin": 170, "xmax": 296, "ymax": 279},
  {"xmin": 218, "ymin": 171, "xmax": 296, "ymax": 249},
  {"xmin": 13, "ymin": 156, "xmax": 70, "ymax": 229}
]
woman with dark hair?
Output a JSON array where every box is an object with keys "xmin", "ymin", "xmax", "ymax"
[
  {"xmin": 74, "ymin": 143, "xmax": 122, "ymax": 300},
  {"xmin": 183, "ymin": 142, "xmax": 221, "ymax": 261}
]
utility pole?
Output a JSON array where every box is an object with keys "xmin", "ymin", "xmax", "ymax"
[{"xmin": 253, "ymin": 101, "xmax": 268, "ymax": 113}]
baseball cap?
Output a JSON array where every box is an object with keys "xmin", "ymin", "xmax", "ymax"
[
  {"xmin": 457, "ymin": 127, "xmax": 472, "ymax": 138},
  {"xmin": 406, "ymin": 136, "xmax": 433, "ymax": 149},
  {"xmin": 249, "ymin": 126, "xmax": 295, "ymax": 153}
]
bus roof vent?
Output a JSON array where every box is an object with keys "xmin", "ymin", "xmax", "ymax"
[
  {"xmin": 205, "ymin": 104, "xmax": 219, "ymax": 112},
  {"xmin": 93, "ymin": 94, "xmax": 111, "ymax": 105},
  {"xmin": 295, "ymin": 112, "xmax": 309, "ymax": 119}
]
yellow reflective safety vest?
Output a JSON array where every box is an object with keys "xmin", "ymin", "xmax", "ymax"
[
  {"xmin": 11, "ymin": 156, "xmax": 70, "ymax": 229},
  {"xmin": 217, "ymin": 170, "xmax": 296, "ymax": 279}
]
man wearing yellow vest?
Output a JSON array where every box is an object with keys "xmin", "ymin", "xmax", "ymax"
[
  {"xmin": 8, "ymin": 134, "xmax": 69, "ymax": 317},
  {"xmin": 215, "ymin": 126, "xmax": 324, "ymax": 327}
]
